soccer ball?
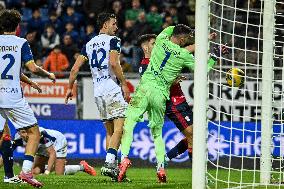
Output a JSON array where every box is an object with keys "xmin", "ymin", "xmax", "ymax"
[{"xmin": 226, "ymin": 68, "xmax": 245, "ymax": 87}]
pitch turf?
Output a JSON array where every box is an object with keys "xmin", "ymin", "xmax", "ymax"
[
  {"xmin": 1, "ymin": 166, "xmax": 283, "ymax": 188},
  {"xmin": 0, "ymin": 166, "xmax": 191, "ymax": 189}
]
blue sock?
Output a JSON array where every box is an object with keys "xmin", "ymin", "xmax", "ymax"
[
  {"xmin": 0, "ymin": 137, "xmax": 14, "ymax": 178},
  {"xmin": 166, "ymin": 138, "xmax": 188, "ymax": 160}
]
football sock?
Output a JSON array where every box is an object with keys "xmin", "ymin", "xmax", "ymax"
[
  {"xmin": 22, "ymin": 155, "xmax": 34, "ymax": 173},
  {"xmin": 166, "ymin": 138, "xmax": 188, "ymax": 160},
  {"xmin": 121, "ymin": 154, "xmax": 127, "ymax": 162},
  {"xmin": 156, "ymin": 162, "xmax": 165, "ymax": 171},
  {"xmin": 106, "ymin": 148, "xmax": 117, "ymax": 164},
  {"xmin": 0, "ymin": 136, "xmax": 14, "ymax": 178},
  {"xmin": 151, "ymin": 127, "xmax": 166, "ymax": 166},
  {"xmin": 64, "ymin": 165, "xmax": 83, "ymax": 175}
]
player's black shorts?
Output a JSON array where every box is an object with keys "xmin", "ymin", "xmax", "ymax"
[{"xmin": 165, "ymin": 100, "xmax": 193, "ymax": 132}]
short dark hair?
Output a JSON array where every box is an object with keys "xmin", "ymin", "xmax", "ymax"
[
  {"xmin": 53, "ymin": 45, "xmax": 61, "ymax": 50},
  {"xmin": 137, "ymin": 34, "xmax": 157, "ymax": 46},
  {"xmin": 97, "ymin": 12, "xmax": 116, "ymax": 30},
  {"xmin": 0, "ymin": 9, "xmax": 21, "ymax": 33},
  {"xmin": 172, "ymin": 24, "xmax": 194, "ymax": 37}
]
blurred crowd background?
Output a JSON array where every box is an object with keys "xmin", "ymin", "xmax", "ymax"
[
  {"xmin": 0, "ymin": 0, "xmax": 283, "ymax": 78},
  {"xmin": 0, "ymin": 0, "xmax": 196, "ymax": 76}
]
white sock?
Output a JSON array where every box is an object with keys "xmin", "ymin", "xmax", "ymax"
[
  {"xmin": 121, "ymin": 154, "xmax": 126, "ymax": 162},
  {"xmin": 105, "ymin": 153, "xmax": 116, "ymax": 164},
  {"xmin": 156, "ymin": 162, "xmax": 164, "ymax": 171},
  {"xmin": 165, "ymin": 155, "xmax": 170, "ymax": 162},
  {"xmin": 22, "ymin": 160, "xmax": 33, "ymax": 173},
  {"xmin": 64, "ymin": 165, "xmax": 84, "ymax": 175}
]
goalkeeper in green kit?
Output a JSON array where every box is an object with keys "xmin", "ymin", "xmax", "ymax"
[{"xmin": 118, "ymin": 24, "xmax": 220, "ymax": 183}]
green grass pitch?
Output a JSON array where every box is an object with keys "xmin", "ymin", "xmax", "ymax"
[
  {"xmin": 1, "ymin": 166, "xmax": 283, "ymax": 188},
  {"xmin": 0, "ymin": 166, "xmax": 191, "ymax": 189}
]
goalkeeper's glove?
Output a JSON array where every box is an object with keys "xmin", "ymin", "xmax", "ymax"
[{"xmin": 210, "ymin": 43, "xmax": 230, "ymax": 61}]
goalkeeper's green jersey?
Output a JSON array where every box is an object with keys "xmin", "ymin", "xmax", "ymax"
[{"xmin": 140, "ymin": 26, "xmax": 216, "ymax": 99}]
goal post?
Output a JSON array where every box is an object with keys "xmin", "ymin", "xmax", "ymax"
[
  {"xmin": 192, "ymin": 0, "xmax": 210, "ymax": 188},
  {"xmin": 260, "ymin": 0, "xmax": 276, "ymax": 185},
  {"xmin": 192, "ymin": 0, "xmax": 279, "ymax": 188}
]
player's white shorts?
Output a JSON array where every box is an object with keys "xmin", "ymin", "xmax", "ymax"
[
  {"xmin": 0, "ymin": 101, "xmax": 37, "ymax": 131},
  {"xmin": 94, "ymin": 91, "xmax": 127, "ymax": 121},
  {"xmin": 0, "ymin": 114, "xmax": 6, "ymax": 132},
  {"xmin": 37, "ymin": 136, "xmax": 68, "ymax": 158}
]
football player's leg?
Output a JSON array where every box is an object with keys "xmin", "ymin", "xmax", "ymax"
[
  {"xmin": 79, "ymin": 160, "xmax": 96, "ymax": 176},
  {"xmin": 4, "ymin": 102, "xmax": 43, "ymax": 187},
  {"xmin": 33, "ymin": 155, "xmax": 48, "ymax": 175},
  {"xmin": 148, "ymin": 93, "xmax": 167, "ymax": 182},
  {"xmin": 23, "ymin": 126, "xmax": 41, "ymax": 172},
  {"xmin": 165, "ymin": 101, "xmax": 193, "ymax": 160},
  {"xmin": 54, "ymin": 158, "xmax": 66, "ymax": 175},
  {"xmin": 104, "ymin": 92, "xmax": 127, "ymax": 165},
  {"xmin": 64, "ymin": 164, "xmax": 84, "ymax": 175},
  {"xmin": 104, "ymin": 121, "xmax": 114, "ymax": 150},
  {"xmin": 0, "ymin": 112, "xmax": 7, "ymax": 145},
  {"xmin": 55, "ymin": 137, "xmax": 69, "ymax": 175},
  {"xmin": 105, "ymin": 118, "xmax": 123, "ymax": 165},
  {"xmin": 118, "ymin": 89, "xmax": 149, "ymax": 182},
  {"xmin": 148, "ymin": 106, "xmax": 166, "ymax": 166},
  {"xmin": 121, "ymin": 88, "xmax": 149, "ymax": 159},
  {"xmin": 95, "ymin": 96, "xmax": 113, "ymax": 150},
  {"xmin": 0, "ymin": 123, "xmax": 15, "ymax": 179}
]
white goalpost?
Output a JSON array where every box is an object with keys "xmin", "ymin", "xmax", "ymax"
[
  {"xmin": 192, "ymin": 0, "xmax": 282, "ymax": 188},
  {"xmin": 260, "ymin": 0, "xmax": 276, "ymax": 185}
]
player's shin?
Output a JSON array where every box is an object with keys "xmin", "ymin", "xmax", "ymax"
[
  {"xmin": 105, "ymin": 118, "xmax": 124, "ymax": 164},
  {"xmin": 104, "ymin": 121, "xmax": 114, "ymax": 150},
  {"xmin": 120, "ymin": 118, "xmax": 136, "ymax": 160},
  {"xmin": 22, "ymin": 126, "xmax": 40, "ymax": 173},
  {"xmin": 64, "ymin": 165, "xmax": 84, "ymax": 175},
  {"xmin": 165, "ymin": 138, "xmax": 188, "ymax": 161},
  {"xmin": 152, "ymin": 131, "xmax": 166, "ymax": 170},
  {"xmin": 151, "ymin": 127, "xmax": 167, "ymax": 183},
  {"xmin": 0, "ymin": 135, "xmax": 14, "ymax": 178}
]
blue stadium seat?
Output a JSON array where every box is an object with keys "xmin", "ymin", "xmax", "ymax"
[
  {"xmin": 21, "ymin": 8, "xmax": 32, "ymax": 22},
  {"xmin": 40, "ymin": 8, "xmax": 49, "ymax": 22}
]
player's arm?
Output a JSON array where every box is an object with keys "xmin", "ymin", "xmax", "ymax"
[
  {"xmin": 156, "ymin": 26, "xmax": 175, "ymax": 40},
  {"xmin": 22, "ymin": 41, "xmax": 56, "ymax": 82},
  {"xmin": 184, "ymin": 32, "xmax": 217, "ymax": 54},
  {"xmin": 44, "ymin": 146, "xmax": 56, "ymax": 175},
  {"xmin": 65, "ymin": 47, "xmax": 88, "ymax": 104},
  {"xmin": 109, "ymin": 37, "xmax": 130, "ymax": 100},
  {"xmin": 25, "ymin": 62, "xmax": 56, "ymax": 82},
  {"xmin": 20, "ymin": 73, "xmax": 42, "ymax": 93}
]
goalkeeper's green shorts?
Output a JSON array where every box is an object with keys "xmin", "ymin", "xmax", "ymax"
[{"xmin": 125, "ymin": 84, "xmax": 166, "ymax": 129}]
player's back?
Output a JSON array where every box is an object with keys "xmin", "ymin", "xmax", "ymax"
[
  {"xmin": 0, "ymin": 35, "xmax": 30, "ymax": 108},
  {"xmin": 40, "ymin": 127, "xmax": 67, "ymax": 151},
  {"xmin": 141, "ymin": 27, "xmax": 195, "ymax": 98},
  {"xmin": 83, "ymin": 34, "xmax": 121, "ymax": 97},
  {"xmin": 14, "ymin": 127, "xmax": 65, "ymax": 149}
]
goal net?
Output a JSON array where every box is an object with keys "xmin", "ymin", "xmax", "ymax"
[{"xmin": 193, "ymin": 0, "xmax": 284, "ymax": 188}]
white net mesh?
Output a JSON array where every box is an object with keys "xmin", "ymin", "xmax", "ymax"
[{"xmin": 206, "ymin": 0, "xmax": 284, "ymax": 188}]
